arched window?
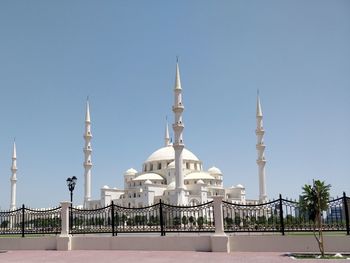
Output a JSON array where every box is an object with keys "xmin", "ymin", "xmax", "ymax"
[{"xmin": 158, "ymin": 163, "xmax": 161, "ymax": 170}]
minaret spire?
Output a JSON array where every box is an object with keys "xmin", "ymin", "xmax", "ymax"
[
  {"xmin": 175, "ymin": 58, "xmax": 181, "ymax": 90},
  {"xmin": 164, "ymin": 116, "xmax": 170, "ymax": 146},
  {"xmin": 85, "ymin": 96, "xmax": 91, "ymax": 122},
  {"xmin": 10, "ymin": 140, "xmax": 18, "ymax": 210},
  {"xmin": 172, "ymin": 59, "xmax": 187, "ymax": 205},
  {"xmin": 83, "ymin": 99, "xmax": 93, "ymax": 208},
  {"xmin": 256, "ymin": 92, "xmax": 267, "ymax": 203}
]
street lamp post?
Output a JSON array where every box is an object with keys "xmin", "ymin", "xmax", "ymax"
[{"xmin": 66, "ymin": 176, "xmax": 77, "ymax": 230}]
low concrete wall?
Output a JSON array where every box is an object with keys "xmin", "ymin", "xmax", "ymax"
[
  {"xmin": 0, "ymin": 235, "xmax": 349, "ymax": 253},
  {"xmin": 71, "ymin": 236, "xmax": 212, "ymax": 252},
  {"xmin": 229, "ymin": 235, "xmax": 350, "ymax": 252},
  {"xmin": 0, "ymin": 236, "xmax": 57, "ymax": 250}
]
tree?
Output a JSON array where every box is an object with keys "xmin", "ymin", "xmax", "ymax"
[
  {"xmin": 173, "ymin": 217, "xmax": 181, "ymax": 228},
  {"xmin": 182, "ymin": 216, "xmax": 188, "ymax": 225},
  {"xmin": 197, "ymin": 217, "xmax": 204, "ymax": 229},
  {"xmin": 300, "ymin": 180, "xmax": 330, "ymax": 257}
]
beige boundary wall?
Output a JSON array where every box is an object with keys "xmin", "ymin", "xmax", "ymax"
[
  {"xmin": 0, "ymin": 235, "xmax": 349, "ymax": 253},
  {"xmin": 229, "ymin": 235, "xmax": 350, "ymax": 252}
]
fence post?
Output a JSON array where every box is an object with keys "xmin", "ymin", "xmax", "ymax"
[
  {"xmin": 21, "ymin": 204, "xmax": 25, "ymax": 238},
  {"xmin": 279, "ymin": 194, "xmax": 285, "ymax": 236},
  {"xmin": 111, "ymin": 201, "xmax": 115, "ymax": 236},
  {"xmin": 212, "ymin": 196, "xmax": 225, "ymax": 235},
  {"xmin": 343, "ymin": 192, "xmax": 349, "ymax": 235},
  {"xmin": 159, "ymin": 199, "xmax": 165, "ymax": 236},
  {"xmin": 60, "ymin": 201, "xmax": 71, "ymax": 236}
]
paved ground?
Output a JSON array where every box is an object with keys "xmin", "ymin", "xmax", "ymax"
[{"xmin": 0, "ymin": 251, "xmax": 345, "ymax": 263}]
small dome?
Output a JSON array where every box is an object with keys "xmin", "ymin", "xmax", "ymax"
[
  {"xmin": 102, "ymin": 185, "xmax": 109, "ymax": 189},
  {"xmin": 197, "ymin": 179, "xmax": 205, "ymax": 185},
  {"xmin": 185, "ymin": 172, "xmax": 215, "ymax": 180},
  {"xmin": 144, "ymin": 179, "xmax": 152, "ymax": 185},
  {"xmin": 124, "ymin": 168, "xmax": 137, "ymax": 176},
  {"xmin": 236, "ymin": 184, "xmax": 244, "ymax": 188},
  {"xmin": 167, "ymin": 161, "xmax": 175, "ymax": 169},
  {"xmin": 208, "ymin": 166, "xmax": 222, "ymax": 175},
  {"xmin": 133, "ymin": 173, "xmax": 163, "ymax": 181}
]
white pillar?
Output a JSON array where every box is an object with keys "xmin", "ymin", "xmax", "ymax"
[
  {"xmin": 212, "ymin": 196, "xmax": 226, "ymax": 236},
  {"xmin": 57, "ymin": 201, "xmax": 72, "ymax": 251},
  {"xmin": 60, "ymin": 201, "xmax": 71, "ymax": 236},
  {"xmin": 211, "ymin": 196, "xmax": 230, "ymax": 252}
]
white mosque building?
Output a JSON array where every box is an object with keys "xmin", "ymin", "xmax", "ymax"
[
  {"xmin": 7, "ymin": 61, "xmax": 267, "ymax": 210},
  {"xmin": 83, "ymin": 62, "xmax": 268, "ymax": 209}
]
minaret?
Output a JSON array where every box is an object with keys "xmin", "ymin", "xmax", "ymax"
[
  {"xmin": 83, "ymin": 99, "xmax": 93, "ymax": 208},
  {"xmin": 10, "ymin": 140, "xmax": 18, "ymax": 210},
  {"xmin": 256, "ymin": 92, "xmax": 267, "ymax": 203},
  {"xmin": 164, "ymin": 117, "xmax": 171, "ymax": 146},
  {"xmin": 172, "ymin": 60, "xmax": 186, "ymax": 205}
]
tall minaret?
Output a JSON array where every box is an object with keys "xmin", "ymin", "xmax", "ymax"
[
  {"xmin": 256, "ymin": 92, "xmax": 267, "ymax": 203},
  {"xmin": 10, "ymin": 140, "xmax": 18, "ymax": 210},
  {"xmin": 83, "ymin": 99, "xmax": 93, "ymax": 208},
  {"xmin": 164, "ymin": 117, "xmax": 171, "ymax": 146},
  {"xmin": 172, "ymin": 60, "xmax": 186, "ymax": 205}
]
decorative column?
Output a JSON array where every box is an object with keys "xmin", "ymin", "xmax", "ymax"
[
  {"xmin": 211, "ymin": 196, "xmax": 230, "ymax": 252},
  {"xmin": 60, "ymin": 201, "xmax": 71, "ymax": 237},
  {"xmin": 83, "ymin": 99, "xmax": 93, "ymax": 208},
  {"xmin": 57, "ymin": 201, "xmax": 72, "ymax": 251},
  {"xmin": 172, "ymin": 60, "xmax": 186, "ymax": 205},
  {"xmin": 10, "ymin": 141, "xmax": 17, "ymax": 211},
  {"xmin": 256, "ymin": 92, "xmax": 267, "ymax": 203}
]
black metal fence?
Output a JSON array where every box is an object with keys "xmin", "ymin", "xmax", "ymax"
[
  {"xmin": 0, "ymin": 205, "xmax": 61, "ymax": 237},
  {"xmin": 1, "ymin": 193, "xmax": 349, "ymax": 237},
  {"xmin": 70, "ymin": 200, "xmax": 215, "ymax": 236},
  {"xmin": 223, "ymin": 193, "xmax": 350, "ymax": 235},
  {"xmin": 162, "ymin": 202, "xmax": 215, "ymax": 233}
]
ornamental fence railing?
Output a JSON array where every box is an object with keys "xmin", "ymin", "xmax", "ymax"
[
  {"xmin": 223, "ymin": 192, "xmax": 350, "ymax": 235},
  {"xmin": 0, "ymin": 193, "xmax": 349, "ymax": 237},
  {"xmin": 0, "ymin": 205, "xmax": 61, "ymax": 237},
  {"xmin": 70, "ymin": 200, "xmax": 215, "ymax": 236}
]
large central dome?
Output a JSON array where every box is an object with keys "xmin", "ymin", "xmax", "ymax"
[{"xmin": 145, "ymin": 145, "xmax": 200, "ymax": 163}]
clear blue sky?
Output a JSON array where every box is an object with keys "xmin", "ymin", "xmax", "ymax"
[{"xmin": 0, "ymin": 0, "xmax": 349, "ymax": 208}]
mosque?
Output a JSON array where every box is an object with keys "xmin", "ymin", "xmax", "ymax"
[
  {"xmin": 7, "ymin": 62, "xmax": 267, "ymax": 210},
  {"xmin": 83, "ymin": 62, "xmax": 268, "ymax": 209}
]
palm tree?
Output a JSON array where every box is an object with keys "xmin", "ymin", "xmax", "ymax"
[{"xmin": 300, "ymin": 180, "xmax": 331, "ymax": 257}]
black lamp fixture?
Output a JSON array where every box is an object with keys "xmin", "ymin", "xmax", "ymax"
[{"xmin": 66, "ymin": 176, "xmax": 77, "ymax": 205}]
